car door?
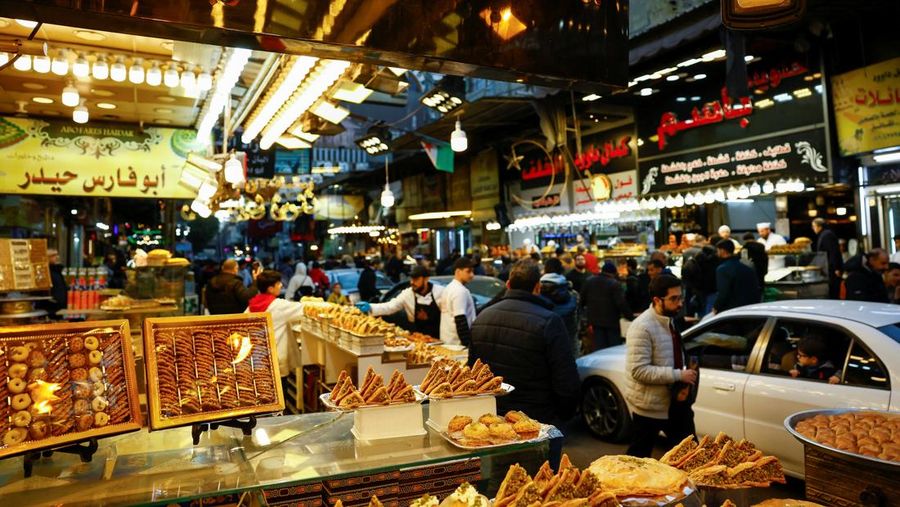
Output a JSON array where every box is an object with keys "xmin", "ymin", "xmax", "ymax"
[
  {"xmin": 743, "ymin": 317, "xmax": 892, "ymax": 477},
  {"xmin": 684, "ymin": 316, "xmax": 771, "ymax": 440}
]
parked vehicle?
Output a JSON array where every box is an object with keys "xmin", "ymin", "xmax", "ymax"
[
  {"xmin": 326, "ymin": 268, "xmax": 394, "ymax": 304},
  {"xmin": 576, "ymin": 300, "xmax": 900, "ymax": 477}
]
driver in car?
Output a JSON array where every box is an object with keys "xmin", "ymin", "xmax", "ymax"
[{"xmin": 357, "ymin": 265, "xmax": 445, "ymax": 339}]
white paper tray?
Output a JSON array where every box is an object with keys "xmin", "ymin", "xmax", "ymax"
[
  {"xmin": 413, "ymin": 382, "xmax": 514, "ymax": 399},
  {"xmin": 428, "ymin": 419, "xmax": 550, "ymax": 450},
  {"xmin": 319, "ymin": 391, "xmax": 425, "ymax": 412},
  {"xmin": 383, "ymin": 344, "xmax": 415, "ymax": 353}
]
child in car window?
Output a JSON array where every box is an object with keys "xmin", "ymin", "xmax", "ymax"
[{"xmin": 789, "ymin": 336, "xmax": 841, "ymax": 384}]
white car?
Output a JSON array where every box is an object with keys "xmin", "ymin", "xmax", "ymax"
[{"xmin": 576, "ymin": 300, "xmax": 900, "ymax": 477}]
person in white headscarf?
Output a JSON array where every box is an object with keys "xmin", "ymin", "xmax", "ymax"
[
  {"xmin": 285, "ymin": 261, "xmax": 315, "ymax": 301},
  {"xmin": 757, "ymin": 222, "xmax": 787, "ymax": 270},
  {"xmin": 717, "ymin": 225, "xmax": 741, "ymax": 250}
]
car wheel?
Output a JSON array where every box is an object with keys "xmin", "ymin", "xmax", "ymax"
[{"xmin": 581, "ymin": 377, "xmax": 630, "ymax": 442}]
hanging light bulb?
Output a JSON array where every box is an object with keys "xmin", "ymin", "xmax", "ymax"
[
  {"xmin": 164, "ymin": 64, "xmax": 180, "ymax": 87},
  {"xmin": 737, "ymin": 184, "xmax": 751, "ymax": 199},
  {"xmin": 191, "ymin": 199, "xmax": 212, "ymax": 218},
  {"xmin": 664, "ymin": 195, "xmax": 676, "ymax": 208},
  {"xmin": 13, "ymin": 54, "xmax": 32, "ymax": 71},
  {"xmin": 61, "ymin": 82, "xmax": 80, "ymax": 107},
  {"xmin": 197, "ymin": 179, "xmax": 218, "ymax": 201},
  {"xmin": 146, "ymin": 61, "xmax": 162, "ymax": 86},
  {"xmin": 197, "ymin": 69, "xmax": 213, "ymax": 91},
  {"xmin": 92, "ymin": 56, "xmax": 109, "ymax": 80},
  {"xmin": 714, "ymin": 188, "xmax": 726, "ymax": 202},
  {"xmin": 110, "ymin": 56, "xmax": 126, "ymax": 82},
  {"xmin": 128, "ymin": 58, "xmax": 145, "ymax": 84},
  {"xmin": 223, "ymin": 154, "xmax": 245, "ymax": 185},
  {"xmin": 703, "ymin": 190, "xmax": 715, "ymax": 204},
  {"xmin": 692, "ymin": 191, "xmax": 704, "ymax": 204},
  {"xmin": 450, "ymin": 120, "xmax": 467, "ymax": 152},
  {"xmin": 674, "ymin": 193, "xmax": 685, "ymax": 207},
  {"xmin": 762, "ymin": 180, "xmax": 775, "ymax": 194},
  {"xmin": 639, "ymin": 198, "xmax": 650, "ymax": 210},
  {"xmin": 381, "ymin": 184, "xmax": 395, "ymax": 208},
  {"xmin": 646, "ymin": 197, "xmax": 657, "ymax": 209},
  {"xmin": 72, "ymin": 53, "xmax": 89, "ymax": 78},
  {"xmin": 749, "ymin": 181, "xmax": 762, "ymax": 196},
  {"xmin": 32, "ymin": 54, "xmax": 50, "ymax": 73},
  {"xmin": 180, "ymin": 68, "xmax": 196, "ymax": 89},
  {"xmin": 775, "ymin": 179, "xmax": 788, "ymax": 193},
  {"xmin": 51, "ymin": 50, "xmax": 68, "ymax": 76},
  {"xmin": 726, "ymin": 185, "xmax": 738, "ymax": 200},
  {"xmin": 72, "ymin": 101, "xmax": 89, "ymax": 124}
]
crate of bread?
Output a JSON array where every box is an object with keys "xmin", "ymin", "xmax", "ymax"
[
  {"xmin": 0, "ymin": 320, "xmax": 142, "ymax": 459},
  {"xmin": 142, "ymin": 313, "xmax": 284, "ymax": 430},
  {"xmin": 321, "ymin": 367, "xmax": 426, "ymax": 440}
]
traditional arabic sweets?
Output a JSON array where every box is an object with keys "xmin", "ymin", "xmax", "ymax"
[
  {"xmin": 493, "ymin": 458, "xmax": 620, "ymax": 507},
  {"xmin": 587, "ymin": 455, "xmax": 689, "ymax": 498},
  {"xmin": 448, "ymin": 415, "xmax": 473, "ymax": 433},
  {"xmin": 211, "ymin": 331, "xmax": 240, "ymax": 409},
  {"xmin": 794, "ymin": 411, "xmax": 900, "ymax": 462},
  {"xmin": 249, "ymin": 329, "xmax": 277, "ymax": 404},
  {"xmin": 328, "ymin": 367, "xmax": 418, "ymax": 408},
  {"xmin": 662, "ymin": 433, "xmax": 786, "ymax": 489},
  {"xmin": 419, "ymin": 359, "xmax": 504, "ymax": 398},
  {"xmin": 443, "ymin": 482, "xmax": 491, "ymax": 507},
  {"xmin": 751, "ymin": 500, "xmax": 825, "ymax": 507},
  {"xmin": 192, "ymin": 332, "xmax": 221, "ymax": 412},
  {"xmin": 8, "ymin": 377, "xmax": 26, "ymax": 393},
  {"xmin": 408, "ymin": 494, "xmax": 439, "ymax": 507},
  {"xmin": 155, "ymin": 333, "xmax": 181, "ymax": 418}
]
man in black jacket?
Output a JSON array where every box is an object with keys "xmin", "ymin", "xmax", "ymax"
[
  {"xmin": 845, "ymin": 249, "xmax": 889, "ymax": 303},
  {"xmin": 812, "ymin": 218, "xmax": 843, "ymax": 299},
  {"xmin": 357, "ymin": 258, "xmax": 379, "ymax": 302},
  {"xmin": 713, "ymin": 240, "xmax": 760, "ymax": 313},
  {"xmin": 580, "ymin": 261, "xmax": 631, "ymax": 352},
  {"xmin": 205, "ymin": 259, "xmax": 259, "ymax": 314},
  {"xmin": 741, "ymin": 232, "xmax": 768, "ymax": 300},
  {"xmin": 468, "ymin": 259, "xmax": 580, "ymax": 468}
]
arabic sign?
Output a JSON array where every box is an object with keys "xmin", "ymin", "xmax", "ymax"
[
  {"xmin": 574, "ymin": 170, "xmax": 638, "ymax": 211},
  {"xmin": 532, "ymin": 193, "xmax": 562, "ymax": 209},
  {"xmin": 0, "ymin": 117, "xmax": 205, "ymax": 198},
  {"xmin": 509, "ymin": 180, "xmax": 569, "ymax": 215},
  {"xmin": 520, "ymin": 125, "xmax": 637, "ymax": 189},
  {"xmin": 832, "ymin": 56, "xmax": 900, "ymax": 156},
  {"xmin": 656, "ymin": 87, "xmax": 754, "ymax": 151},
  {"xmin": 639, "ymin": 128, "xmax": 829, "ymax": 194}
]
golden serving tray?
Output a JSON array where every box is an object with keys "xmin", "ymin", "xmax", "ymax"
[
  {"xmin": 142, "ymin": 313, "xmax": 284, "ymax": 430},
  {"xmin": 0, "ymin": 320, "xmax": 142, "ymax": 459}
]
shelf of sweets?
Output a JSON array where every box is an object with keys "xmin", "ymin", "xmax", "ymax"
[{"xmin": 0, "ymin": 408, "xmax": 551, "ymax": 505}]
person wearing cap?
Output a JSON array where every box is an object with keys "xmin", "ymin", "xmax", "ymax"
[
  {"xmin": 757, "ymin": 222, "xmax": 786, "ymax": 270},
  {"xmin": 440, "ymin": 257, "xmax": 477, "ymax": 346},
  {"xmin": 580, "ymin": 261, "xmax": 632, "ymax": 352},
  {"xmin": 357, "ymin": 265, "xmax": 445, "ymax": 338},
  {"xmin": 717, "ymin": 225, "xmax": 741, "ymax": 250}
]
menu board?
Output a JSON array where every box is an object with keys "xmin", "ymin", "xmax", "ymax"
[
  {"xmin": 0, "ymin": 239, "xmax": 50, "ymax": 292},
  {"xmin": 0, "ymin": 320, "xmax": 142, "ymax": 459},
  {"xmin": 143, "ymin": 313, "xmax": 283, "ymax": 430}
]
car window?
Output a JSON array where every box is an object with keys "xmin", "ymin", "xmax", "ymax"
[
  {"xmin": 684, "ymin": 317, "xmax": 767, "ymax": 371},
  {"xmin": 466, "ymin": 277, "xmax": 506, "ymax": 299},
  {"xmin": 375, "ymin": 272, "xmax": 394, "ymax": 288},
  {"xmin": 844, "ymin": 340, "xmax": 890, "ymax": 390},
  {"xmin": 336, "ymin": 272, "xmax": 360, "ymax": 291},
  {"xmin": 761, "ymin": 319, "xmax": 852, "ymax": 383}
]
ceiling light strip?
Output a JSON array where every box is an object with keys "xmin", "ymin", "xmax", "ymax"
[
  {"xmin": 259, "ymin": 59, "xmax": 351, "ymax": 149},
  {"xmin": 196, "ymin": 47, "xmax": 252, "ymax": 143},
  {"xmin": 241, "ymin": 56, "xmax": 319, "ymax": 143}
]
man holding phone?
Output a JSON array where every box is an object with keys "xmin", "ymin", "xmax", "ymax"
[
  {"xmin": 205, "ymin": 259, "xmax": 262, "ymax": 314},
  {"xmin": 624, "ymin": 274, "xmax": 698, "ymax": 457}
]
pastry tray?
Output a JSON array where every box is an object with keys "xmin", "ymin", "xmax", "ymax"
[
  {"xmin": 0, "ymin": 320, "xmax": 142, "ymax": 459},
  {"xmin": 143, "ymin": 313, "xmax": 284, "ymax": 430},
  {"xmin": 318, "ymin": 391, "xmax": 426, "ymax": 413},
  {"xmin": 383, "ymin": 344, "xmax": 415, "ymax": 353},
  {"xmin": 784, "ymin": 408, "xmax": 900, "ymax": 470},
  {"xmin": 413, "ymin": 383, "xmax": 514, "ymax": 400},
  {"xmin": 428, "ymin": 419, "xmax": 550, "ymax": 450}
]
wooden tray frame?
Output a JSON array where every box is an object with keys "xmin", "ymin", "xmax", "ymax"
[
  {"xmin": 0, "ymin": 319, "xmax": 142, "ymax": 459},
  {"xmin": 143, "ymin": 313, "xmax": 284, "ymax": 430}
]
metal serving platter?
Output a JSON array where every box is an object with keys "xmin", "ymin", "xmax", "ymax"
[{"xmin": 784, "ymin": 408, "xmax": 900, "ymax": 471}]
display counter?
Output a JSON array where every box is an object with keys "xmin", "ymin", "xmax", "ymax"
[{"xmin": 0, "ymin": 409, "xmax": 553, "ymax": 506}]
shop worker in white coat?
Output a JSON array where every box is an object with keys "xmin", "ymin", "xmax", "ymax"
[
  {"xmin": 440, "ymin": 257, "xmax": 478, "ymax": 346},
  {"xmin": 246, "ymin": 270, "xmax": 303, "ymax": 394},
  {"xmin": 757, "ymin": 222, "xmax": 787, "ymax": 270},
  {"xmin": 356, "ymin": 265, "xmax": 446, "ymax": 339}
]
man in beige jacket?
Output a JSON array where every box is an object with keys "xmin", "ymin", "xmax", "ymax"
[{"xmin": 624, "ymin": 274, "xmax": 698, "ymax": 457}]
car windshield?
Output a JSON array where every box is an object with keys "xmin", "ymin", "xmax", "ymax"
[
  {"xmin": 467, "ymin": 277, "xmax": 506, "ymax": 299},
  {"xmin": 876, "ymin": 324, "xmax": 900, "ymax": 344}
]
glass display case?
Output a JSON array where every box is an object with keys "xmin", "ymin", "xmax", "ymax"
[{"xmin": 0, "ymin": 410, "xmax": 553, "ymax": 506}]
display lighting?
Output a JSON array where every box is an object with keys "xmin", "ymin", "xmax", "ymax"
[
  {"xmin": 92, "ymin": 56, "xmax": 108, "ymax": 80},
  {"xmin": 311, "ymin": 101, "xmax": 350, "ymax": 124},
  {"xmin": 666, "ymin": 75, "xmax": 680, "ymax": 82},
  {"xmin": 773, "ymin": 93, "xmax": 792, "ymax": 102},
  {"xmin": 180, "ymin": 68, "xmax": 196, "ymax": 89},
  {"xmin": 146, "ymin": 62, "xmax": 162, "ymax": 86},
  {"xmin": 164, "ymin": 64, "xmax": 180, "ymax": 88},
  {"xmin": 701, "ymin": 49, "xmax": 727, "ymax": 61},
  {"xmin": 486, "ymin": 222, "xmax": 502, "ymax": 231},
  {"xmin": 582, "ymin": 94, "xmax": 602, "ymax": 102},
  {"xmin": 186, "ymin": 152, "xmax": 222, "ymax": 172},
  {"xmin": 72, "ymin": 53, "xmax": 89, "ymax": 78},
  {"xmin": 755, "ymin": 98, "xmax": 774, "ymax": 109},
  {"xmin": 332, "ymin": 81, "xmax": 373, "ymax": 104},
  {"xmin": 507, "ymin": 200, "xmax": 655, "ymax": 231},
  {"xmin": 793, "ymin": 87, "xmax": 812, "ymax": 98},
  {"xmin": 276, "ymin": 136, "xmax": 312, "ymax": 149},
  {"xmin": 195, "ymin": 48, "xmax": 252, "ymax": 145},
  {"xmin": 381, "ymin": 185, "xmax": 395, "ymax": 208},
  {"xmin": 677, "ymin": 58, "xmax": 703, "ymax": 67},
  {"xmin": 13, "ymin": 54, "xmax": 31, "ymax": 71},
  {"xmin": 197, "ymin": 70, "xmax": 213, "ymax": 91},
  {"xmin": 95, "ymin": 222, "xmax": 110, "ymax": 231},
  {"xmin": 873, "ymin": 151, "xmax": 900, "ymax": 164},
  {"xmin": 420, "ymin": 76, "xmax": 466, "ymax": 115},
  {"xmin": 51, "ymin": 50, "xmax": 68, "ymax": 76},
  {"xmin": 408, "ymin": 210, "xmax": 472, "ymax": 221},
  {"xmin": 72, "ymin": 101, "xmax": 88, "ymax": 124},
  {"xmin": 355, "ymin": 125, "xmax": 391, "ymax": 155},
  {"xmin": 684, "ymin": 193, "xmax": 695, "ymax": 206},
  {"xmin": 197, "ymin": 179, "xmax": 218, "ymax": 201},
  {"xmin": 749, "ymin": 181, "xmax": 762, "ymax": 196},
  {"xmin": 726, "ymin": 185, "xmax": 739, "ymax": 200},
  {"xmin": 110, "ymin": 56, "xmax": 126, "ymax": 82},
  {"xmin": 744, "ymin": 55, "xmax": 755, "ymax": 62},
  {"xmin": 451, "ymin": 120, "xmax": 467, "ymax": 152},
  {"xmin": 693, "ymin": 73, "xmax": 707, "ymax": 80},
  {"xmin": 639, "ymin": 88, "xmax": 653, "ymax": 96},
  {"xmin": 190, "ymin": 199, "xmax": 212, "ymax": 218},
  {"xmin": 290, "ymin": 128, "xmax": 320, "ymax": 143},
  {"xmin": 178, "ymin": 164, "xmax": 207, "ymax": 190},
  {"xmin": 128, "ymin": 58, "xmax": 145, "ymax": 84},
  {"xmin": 738, "ymin": 184, "xmax": 751, "ymax": 199},
  {"xmin": 15, "ymin": 19, "xmax": 38, "ymax": 28},
  {"xmin": 258, "ymin": 59, "xmax": 351, "ymax": 150},
  {"xmin": 223, "ymin": 154, "xmax": 245, "ymax": 185},
  {"xmin": 61, "ymin": 82, "xmax": 79, "ymax": 107},
  {"xmin": 241, "ymin": 55, "xmax": 319, "ymax": 143},
  {"xmin": 32, "ymin": 54, "xmax": 50, "ymax": 73},
  {"xmin": 327, "ymin": 225, "xmax": 385, "ymax": 235}
]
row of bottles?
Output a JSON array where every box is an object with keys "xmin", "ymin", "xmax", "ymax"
[{"xmin": 63, "ymin": 267, "xmax": 109, "ymax": 313}]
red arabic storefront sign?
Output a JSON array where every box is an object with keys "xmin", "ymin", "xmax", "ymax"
[
  {"xmin": 521, "ymin": 135, "xmax": 634, "ymax": 182},
  {"xmin": 656, "ymin": 87, "xmax": 754, "ymax": 150}
]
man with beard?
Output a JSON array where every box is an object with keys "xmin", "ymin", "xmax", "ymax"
[
  {"xmin": 358, "ymin": 265, "xmax": 445, "ymax": 338},
  {"xmin": 625, "ymin": 274, "xmax": 698, "ymax": 457},
  {"xmin": 565, "ymin": 253, "xmax": 590, "ymax": 293}
]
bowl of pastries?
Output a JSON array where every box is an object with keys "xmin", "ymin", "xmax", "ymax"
[
  {"xmin": 786, "ymin": 409, "xmax": 900, "ymax": 467},
  {"xmin": 442, "ymin": 411, "xmax": 543, "ymax": 449}
]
